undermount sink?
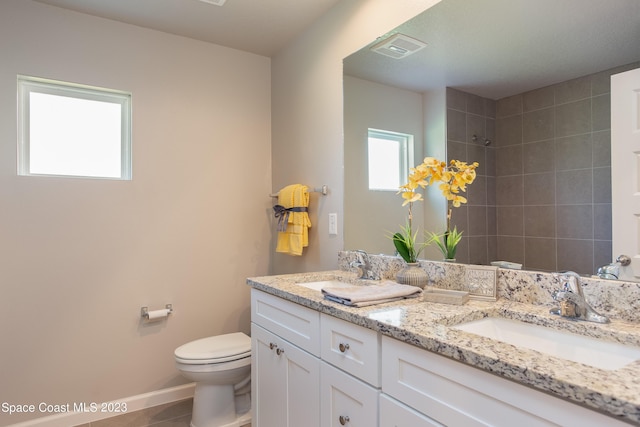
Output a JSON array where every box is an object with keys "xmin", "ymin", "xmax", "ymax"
[
  {"xmin": 296, "ymin": 280, "xmax": 352, "ymax": 291},
  {"xmin": 452, "ymin": 317, "xmax": 640, "ymax": 370}
]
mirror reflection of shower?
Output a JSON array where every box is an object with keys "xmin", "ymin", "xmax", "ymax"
[
  {"xmin": 343, "ymin": 0, "xmax": 640, "ymax": 276},
  {"xmin": 471, "ymin": 134, "xmax": 491, "ymax": 146}
]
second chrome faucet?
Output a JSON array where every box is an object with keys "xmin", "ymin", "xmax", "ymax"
[
  {"xmin": 550, "ymin": 271, "xmax": 609, "ymax": 323},
  {"xmin": 350, "ymin": 250, "xmax": 381, "ymax": 280}
]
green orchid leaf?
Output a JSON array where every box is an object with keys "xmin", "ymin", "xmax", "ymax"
[
  {"xmin": 427, "ymin": 227, "xmax": 463, "ymax": 259},
  {"xmin": 392, "ymin": 232, "xmax": 412, "ymax": 263}
]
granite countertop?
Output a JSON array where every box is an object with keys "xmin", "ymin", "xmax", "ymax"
[{"xmin": 247, "ymin": 270, "xmax": 640, "ymax": 426}]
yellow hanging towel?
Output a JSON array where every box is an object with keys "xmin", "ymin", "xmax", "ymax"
[{"xmin": 274, "ymin": 184, "xmax": 311, "ymax": 256}]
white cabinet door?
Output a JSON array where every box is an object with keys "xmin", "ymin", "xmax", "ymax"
[
  {"xmin": 284, "ymin": 336, "xmax": 321, "ymax": 427},
  {"xmin": 379, "ymin": 394, "xmax": 443, "ymax": 427},
  {"xmin": 252, "ymin": 323, "xmax": 320, "ymax": 427},
  {"xmin": 320, "ymin": 362, "xmax": 378, "ymax": 427},
  {"xmin": 612, "ymin": 67, "xmax": 640, "ymax": 280},
  {"xmin": 252, "ymin": 323, "xmax": 287, "ymax": 427}
]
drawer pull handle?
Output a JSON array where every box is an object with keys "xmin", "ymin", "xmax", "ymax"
[
  {"xmin": 339, "ymin": 343, "xmax": 350, "ymax": 353},
  {"xmin": 276, "ymin": 348, "xmax": 285, "ymax": 356},
  {"xmin": 269, "ymin": 343, "xmax": 277, "ymax": 350},
  {"xmin": 339, "ymin": 415, "xmax": 350, "ymax": 425}
]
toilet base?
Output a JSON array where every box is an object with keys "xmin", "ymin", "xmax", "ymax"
[
  {"xmin": 190, "ymin": 383, "xmax": 252, "ymax": 427},
  {"xmin": 191, "ymin": 383, "xmax": 233, "ymax": 427}
]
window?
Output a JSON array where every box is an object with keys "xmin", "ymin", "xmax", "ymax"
[
  {"xmin": 367, "ymin": 129, "xmax": 413, "ymax": 191},
  {"xmin": 17, "ymin": 76, "xmax": 132, "ymax": 179}
]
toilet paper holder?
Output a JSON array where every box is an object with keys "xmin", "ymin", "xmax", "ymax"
[{"xmin": 141, "ymin": 304, "xmax": 173, "ymax": 320}]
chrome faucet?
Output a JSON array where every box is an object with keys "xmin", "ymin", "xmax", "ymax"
[
  {"xmin": 550, "ymin": 271, "xmax": 609, "ymax": 323},
  {"xmin": 596, "ymin": 255, "xmax": 631, "ymax": 280},
  {"xmin": 596, "ymin": 263, "xmax": 619, "ymax": 280},
  {"xmin": 349, "ymin": 250, "xmax": 380, "ymax": 280}
]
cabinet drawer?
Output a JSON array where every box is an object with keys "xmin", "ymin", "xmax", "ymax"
[
  {"xmin": 379, "ymin": 394, "xmax": 443, "ymax": 427},
  {"xmin": 381, "ymin": 336, "xmax": 629, "ymax": 427},
  {"xmin": 320, "ymin": 362, "xmax": 378, "ymax": 427},
  {"xmin": 321, "ymin": 314, "xmax": 380, "ymax": 386},
  {"xmin": 251, "ymin": 289, "xmax": 320, "ymax": 356}
]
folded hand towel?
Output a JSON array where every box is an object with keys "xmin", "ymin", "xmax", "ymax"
[
  {"xmin": 322, "ymin": 281, "xmax": 422, "ymax": 307},
  {"xmin": 275, "ymin": 184, "xmax": 311, "ymax": 256}
]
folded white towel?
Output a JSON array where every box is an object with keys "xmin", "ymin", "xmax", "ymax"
[{"xmin": 322, "ymin": 281, "xmax": 422, "ymax": 307}]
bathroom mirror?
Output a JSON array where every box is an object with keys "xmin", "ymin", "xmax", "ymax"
[{"xmin": 343, "ymin": 0, "xmax": 640, "ymax": 277}]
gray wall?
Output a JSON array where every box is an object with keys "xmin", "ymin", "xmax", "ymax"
[
  {"xmin": 344, "ymin": 76, "xmax": 425, "ymax": 255},
  {"xmin": 271, "ymin": 0, "xmax": 441, "ymax": 274},
  {"xmin": 0, "ymin": 1, "xmax": 271, "ymax": 424}
]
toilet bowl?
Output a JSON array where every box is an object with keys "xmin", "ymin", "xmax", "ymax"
[{"xmin": 175, "ymin": 332, "xmax": 251, "ymax": 427}]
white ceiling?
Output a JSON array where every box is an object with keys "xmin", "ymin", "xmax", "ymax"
[
  {"xmin": 344, "ymin": 0, "xmax": 640, "ymax": 100},
  {"xmin": 33, "ymin": 0, "xmax": 640, "ymax": 99},
  {"xmin": 34, "ymin": 0, "xmax": 342, "ymax": 57}
]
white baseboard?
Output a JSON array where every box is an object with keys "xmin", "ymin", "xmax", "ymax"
[{"xmin": 9, "ymin": 383, "xmax": 195, "ymax": 427}]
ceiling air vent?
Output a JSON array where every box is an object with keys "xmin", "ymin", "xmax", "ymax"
[{"xmin": 370, "ymin": 34, "xmax": 427, "ymax": 59}]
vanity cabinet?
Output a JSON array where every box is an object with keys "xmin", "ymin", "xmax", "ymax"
[
  {"xmin": 381, "ymin": 335, "xmax": 630, "ymax": 427},
  {"xmin": 251, "ymin": 290, "xmax": 320, "ymax": 427},
  {"xmin": 252, "ymin": 288, "xmax": 630, "ymax": 427}
]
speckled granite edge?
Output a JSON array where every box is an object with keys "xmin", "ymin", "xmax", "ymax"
[{"xmin": 247, "ymin": 266, "xmax": 640, "ymax": 425}]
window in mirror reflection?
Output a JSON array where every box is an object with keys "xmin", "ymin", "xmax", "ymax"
[{"xmin": 367, "ymin": 128, "xmax": 413, "ymax": 191}]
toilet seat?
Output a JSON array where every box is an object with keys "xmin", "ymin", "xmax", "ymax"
[{"xmin": 175, "ymin": 332, "xmax": 251, "ymax": 365}]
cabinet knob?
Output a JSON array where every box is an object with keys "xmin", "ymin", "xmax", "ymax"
[
  {"xmin": 339, "ymin": 343, "xmax": 350, "ymax": 353},
  {"xmin": 269, "ymin": 342, "xmax": 277, "ymax": 350},
  {"xmin": 339, "ymin": 415, "xmax": 350, "ymax": 425},
  {"xmin": 276, "ymin": 348, "xmax": 285, "ymax": 356}
]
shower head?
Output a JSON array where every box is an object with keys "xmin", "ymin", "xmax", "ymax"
[{"xmin": 472, "ymin": 134, "xmax": 491, "ymax": 146}]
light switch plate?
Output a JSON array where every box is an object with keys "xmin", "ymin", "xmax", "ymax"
[{"xmin": 329, "ymin": 213, "xmax": 338, "ymax": 235}]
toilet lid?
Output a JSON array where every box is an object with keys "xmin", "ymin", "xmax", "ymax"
[{"xmin": 175, "ymin": 332, "xmax": 251, "ymax": 363}]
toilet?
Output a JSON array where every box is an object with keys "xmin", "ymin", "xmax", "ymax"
[{"xmin": 175, "ymin": 332, "xmax": 252, "ymax": 427}]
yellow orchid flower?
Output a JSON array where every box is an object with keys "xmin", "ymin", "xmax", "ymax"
[
  {"xmin": 451, "ymin": 195, "xmax": 467, "ymax": 207},
  {"xmin": 395, "ymin": 157, "xmax": 478, "ymax": 261},
  {"xmin": 400, "ymin": 190, "xmax": 423, "ymax": 206}
]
